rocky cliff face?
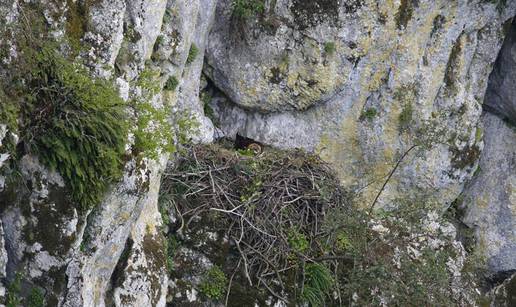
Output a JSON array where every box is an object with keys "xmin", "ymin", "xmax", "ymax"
[
  {"xmin": 206, "ymin": 0, "xmax": 516, "ymax": 210},
  {"xmin": 0, "ymin": 0, "xmax": 212, "ymax": 306},
  {"xmin": 0, "ymin": 0, "xmax": 514, "ymax": 306}
]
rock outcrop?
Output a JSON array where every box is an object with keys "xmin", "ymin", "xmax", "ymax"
[
  {"xmin": 0, "ymin": 0, "xmax": 213, "ymax": 305},
  {"xmin": 0, "ymin": 0, "xmax": 515, "ymax": 305},
  {"xmin": 461, "ymin": 106, "xmax": 515, "ymax": 274},
  {"xmin": 206, "ymin": 0, "xmax": 516, "ymax": 211},
  {"xmin": 460, "ymin": 18, "xmax": 516, "ymax": 276}
]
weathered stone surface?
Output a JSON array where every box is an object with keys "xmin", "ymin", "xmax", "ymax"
[
  {"xmin": 484, "ymin": 19, "xmax": 516, "ymax": 126},
  {"xmin": 207, "ymin": 0, "xmax": 516, "ymax": 210},
  {"xmin": 461, "ymin": 113, "xmax": 516, "ymax": 274},
  {"xmin": 0, "ymin": 0, "xmax": 210, "ymax": 305},
  {"xmin": 112, "ymin": 156, "xmax": 168, "ymax": 307},
  {"xmin": 174, "ymin": 0, "xmax": 217, "ymax": 144},
  {"xmin": 488, "ymin": 272, "xmax": 516, "ymax": 307},
  {"xmin": 0, "ymin": 220, "xmax": 7, "ymax": 302}
]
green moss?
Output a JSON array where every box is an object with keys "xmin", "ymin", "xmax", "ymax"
[
  {"xmin": 231, "ymin": 0, "xmax": 265, "ymax": 19},
  {"xmin": 132, "ymin": 101, "xmax": 175, "ymax": 160},
  {"xmin": 6, "ymin": 273, "xmax": 22, "ymax": 307},
  {"xmin": 186, "ymin": 43, "xmax": 199, "ymax": 64},
  {"xmin": 199, "ymin": 265, "xmax": 227, "ymax": 300},
  {"xmin": 27, "ymin": 288, "xmax": 45, "ymax": 307},
  {"xmin": 136, "ymin": 68, "xmax": 161, "ymax": 95},
  {"xmin": 163, "ymin": 8, "xmax": 173, "ymax": 25},
  {"xmin": 164, "ymin": 76, "xmax": 179, "ymax": 91},
  {"xmin": 132, "ymin": 68, "xmax": 198, "ymax": 159},
  {"xmin": 287, "ymin": 228, "xmax": 309, "ymax": 254},
  {"xmin": 154, "ymin": 35, "xmax": 164, "ymax": 50},
  {"xmin": 395, "ymin": 0, "xmax": 415, "ymax": 30},
  {"xmin": 323, "ymin": 42, "xmax": 336, "ymax": 55},
  {"xmin": 0, "ymin": 90, "xmax": 20, "ymax": 155},
  {"xmin": 360, "ymin": 107, "xmax": 378, "ymax": 121},
  {"xmin": 65, "ymin": 0, "xmax": 101, "ymax": 54},
  {"xmin": 399, "ymin": 103, "xmax": 413, "ymax": 131},
  {"xmin": 444, "ymin": 36, "xmax": 463, "ymax": 94},
  {"xmin": 475, "ymin": 127, "xmax": 483, "ymax": 143}
]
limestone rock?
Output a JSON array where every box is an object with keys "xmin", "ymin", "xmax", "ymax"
[
  {"xmin": 206, "ymin": 0, "xmax": 516, "ymax": 209},
  {"xmin": 461, "ymin": 113, "xmax": 516, "ymax": 273},
  {"xmin": 0, "ymin": 0, "xmax": 209, "ymax": 305}
]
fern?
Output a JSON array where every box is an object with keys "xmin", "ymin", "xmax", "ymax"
[
  {"xmin": 301, "ymin": 263, "xmax": 334, "ymax": 307},
  {"xmin": 22, "ymin": 46, "xmax": 128, "ymax": 209}
]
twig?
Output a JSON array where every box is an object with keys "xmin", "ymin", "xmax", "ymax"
[{"xmin": 368, "ymin": 144, "xmax": 419, "ymax": 214}]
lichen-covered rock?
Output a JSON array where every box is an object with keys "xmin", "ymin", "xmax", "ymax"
[
  {"xmin": 207, "ymin": 0, "xmax": 516, "ymax": 210},
  {"xmin": 461, "ymin": 113, "xmax": 516, "ymax": 274},
  {"xmin": 0, "ymin": 0, "xmax": 211, "ymax": 305},
  {"xmin": 174, "ymin": 0, "xmax": 218, "ymax": 144},
  {"xmin": 488, "ymin": 273, "xmax": 516, "ymax": 307},
  {"xmin": 112, "ymin": 160, "xmax": 168, "ymax": 307},
  {"xmin": 0, "ymin": 220, "xmax": 7, "ymax": 302}
]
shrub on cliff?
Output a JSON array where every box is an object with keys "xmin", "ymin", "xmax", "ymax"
[
  {"xmin": 3, "ymin": 45, "xmax": 128, "ymax": 209},
  {"xmin": 0, "ymin": 3, "xmax": 128, "ymax": 209}
]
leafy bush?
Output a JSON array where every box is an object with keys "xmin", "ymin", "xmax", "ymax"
[
  {"xmin": 360, "ymin": 107, "xmax": 378, "ymax": 121},
  {"xmin": 199, "ymin": 265, "xmax": 227, "ymax": 300},
  {"xmin": 301, "ymin": 264, "xmax": 334, "ymax": 307},
  {"xmin": 232, "ymin": 0, "xmax": 265, "ymax": 19},
  {"xmin": 27, "ymin": 288, "xmax": 45, "ymax": 307},
  {"xmin": 324, "ymin": 42, "xmax": 336, "ymax": 55},
  {"xmin": 186, "ymin": 43, "xmax": 199, "ymax": 64},
  {"xmin": 164, "ymin": 76, "xmax": 179, "ymax": 91},
  {"xmin": 9, "ymin": 46, "xmax": 128, "ymax": 209}
]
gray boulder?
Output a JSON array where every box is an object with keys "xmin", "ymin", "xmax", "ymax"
[{"xmin": 461, "ymin": 113, "xmax": 516, "ymax": 274}]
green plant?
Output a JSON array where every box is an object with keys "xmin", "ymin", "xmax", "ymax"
[
  {"xmin": 136, "ymin": 68, "xmax": 161, "ymax": 95},
  {"xmin": 199, "ymin": 265, "xmax": 227, "ymax": 300},
  {"xmin": 186, "ymin": 43, "xmax": 199, "ymax": 64},
  {"xmin": 6, "ymin": 273, "xmax": 22, "ymax": 307},
  {"xmin": 301, "ymin": 263, "xmax": 334, "ymax": 307},
  {"xmin": 132, "ymin": 68, "xmax": 178, "ymax": 159},
  {"xmin": 360, "ymin": 107, "xmax": 378, "ymax": 121},
  {"xmin": 27, "ymin": 287, "xmax": 45, "ymax": 307},
  {"xmin": 323, "ymin": 42, "xmax": 336, "ymax": 55},
  {"xmin": 21, "ymin": 47, "xmax": 128, "ymax": 209},
  {"xmin": 232, "ymin": 0, "xmax": 265, "ymax": 19},
  {"xmin": 163, "ymin": 8, "xmax": 173, "ymax": 25},
  {"xmin": 399, "ymin": 103, "xmax": 413, "ymax": 131},
  {"xmin": 152, "ymin": 35, "xmax": 165, "ymax": 60},
  {"xmin": 288, "ymin": 228, "xmax": 309, "ymax": 254},
  {"xmin": 165, "ymin": 235, "xmax": 180, "ymax": 272},
  {"xmin": 132, "ymin": 101, "xmax": 175, "ymax": 159},
  {"xmin": 0, "ymin": 92, "xmax": 20, "ymax": 155},
  {"xmin": 164, "ymin": 76, "xmax": 179, "ymax": 91},
  {"xmin": 336, "ymin": 232, "xmax": 352, "ymax": 251}
]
